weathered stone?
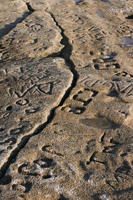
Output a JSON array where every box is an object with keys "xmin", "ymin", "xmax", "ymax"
[
  {"xmin": 0, "ymin": 57, "xmax": 73, "ymax": 173},
  {"xmin": 0, "ymin": 0, "xmax": 133, "ymax": 200}
]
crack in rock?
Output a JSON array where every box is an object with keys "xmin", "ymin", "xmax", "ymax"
[
  {"xmin": 46, "ymin": 11, "xmax": 79, "ymax": 106},
  {"xmin": 0, "ymin": 11, "xmax": 79, "ymax": 179}
]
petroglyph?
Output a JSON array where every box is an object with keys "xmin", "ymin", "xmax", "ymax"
[{"xmin": 0, "ymin": 0, "xmax": 133, "ymax": 200}]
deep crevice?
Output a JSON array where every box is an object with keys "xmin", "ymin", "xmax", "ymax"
[
  {"xmin": 0, "ymin": 11, "xmax": 78, "ymax": 179},
  {"xmin": 0, "ymin": 108, "xmax": 54, "ymax": 178},
  {"xmin": 26, "ymin": 2, "xmax": 35, "ymax": 12},
  {"xmin": 47, "ymin": 12, "xmax": 79, "ymax": 106}
]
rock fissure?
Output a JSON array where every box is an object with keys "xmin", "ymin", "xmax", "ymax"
[
  {"xmin": 0, "ymin": 11, "xmax": 79, "ymax": 179},
  {"xmin": 1, "ymin": 1, "xmax": 133, "ymax": 198},
  {"xmin": 47, "ymin": 11, "xmax": 79, "ymax": 106}
]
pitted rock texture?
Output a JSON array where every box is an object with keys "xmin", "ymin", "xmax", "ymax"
[
  {"xmin": 0, "ymin": 57, "xmax": 73, "ymax": 173},
  {"xmin": 0, "ymin": 11, "xmax": 62, "ymax": 61},
  {"xmin": 0, "ymin": 0, "xmax": 133, "ymax": 200}
]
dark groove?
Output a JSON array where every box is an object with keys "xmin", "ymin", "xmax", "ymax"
[
  {"xmin": 0, "ymin": 108, "xmax": 54, "ymax": 178},
  {"xmin": 100, "ymin": 132, "xmax": 106, "ymax": 144},
  {"xmin": 126, "ymin": 15, "xmax": 133, "ymax": 20},
  {"xmin": 0, "ymin": 3, "xmax": 35, "ymax": 39},
  {"xmin": 113, "ymin": 187, "xmax": 133, "ymax": 195},
  {"xmin": 26, "ymin": 2, "xmax": 35, "ymax": 12},
  {"xmin": 47, "ymin": 12, "xmax": 79, "ymax": 106},
  {"xmin": 0, "ymin": 12, "xmax": 78, "ymax": 178}
]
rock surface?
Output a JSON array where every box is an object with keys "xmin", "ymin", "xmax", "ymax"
[{"xmin": 0, "ymin": 0, "xmax": 133, "ymax": 200}]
